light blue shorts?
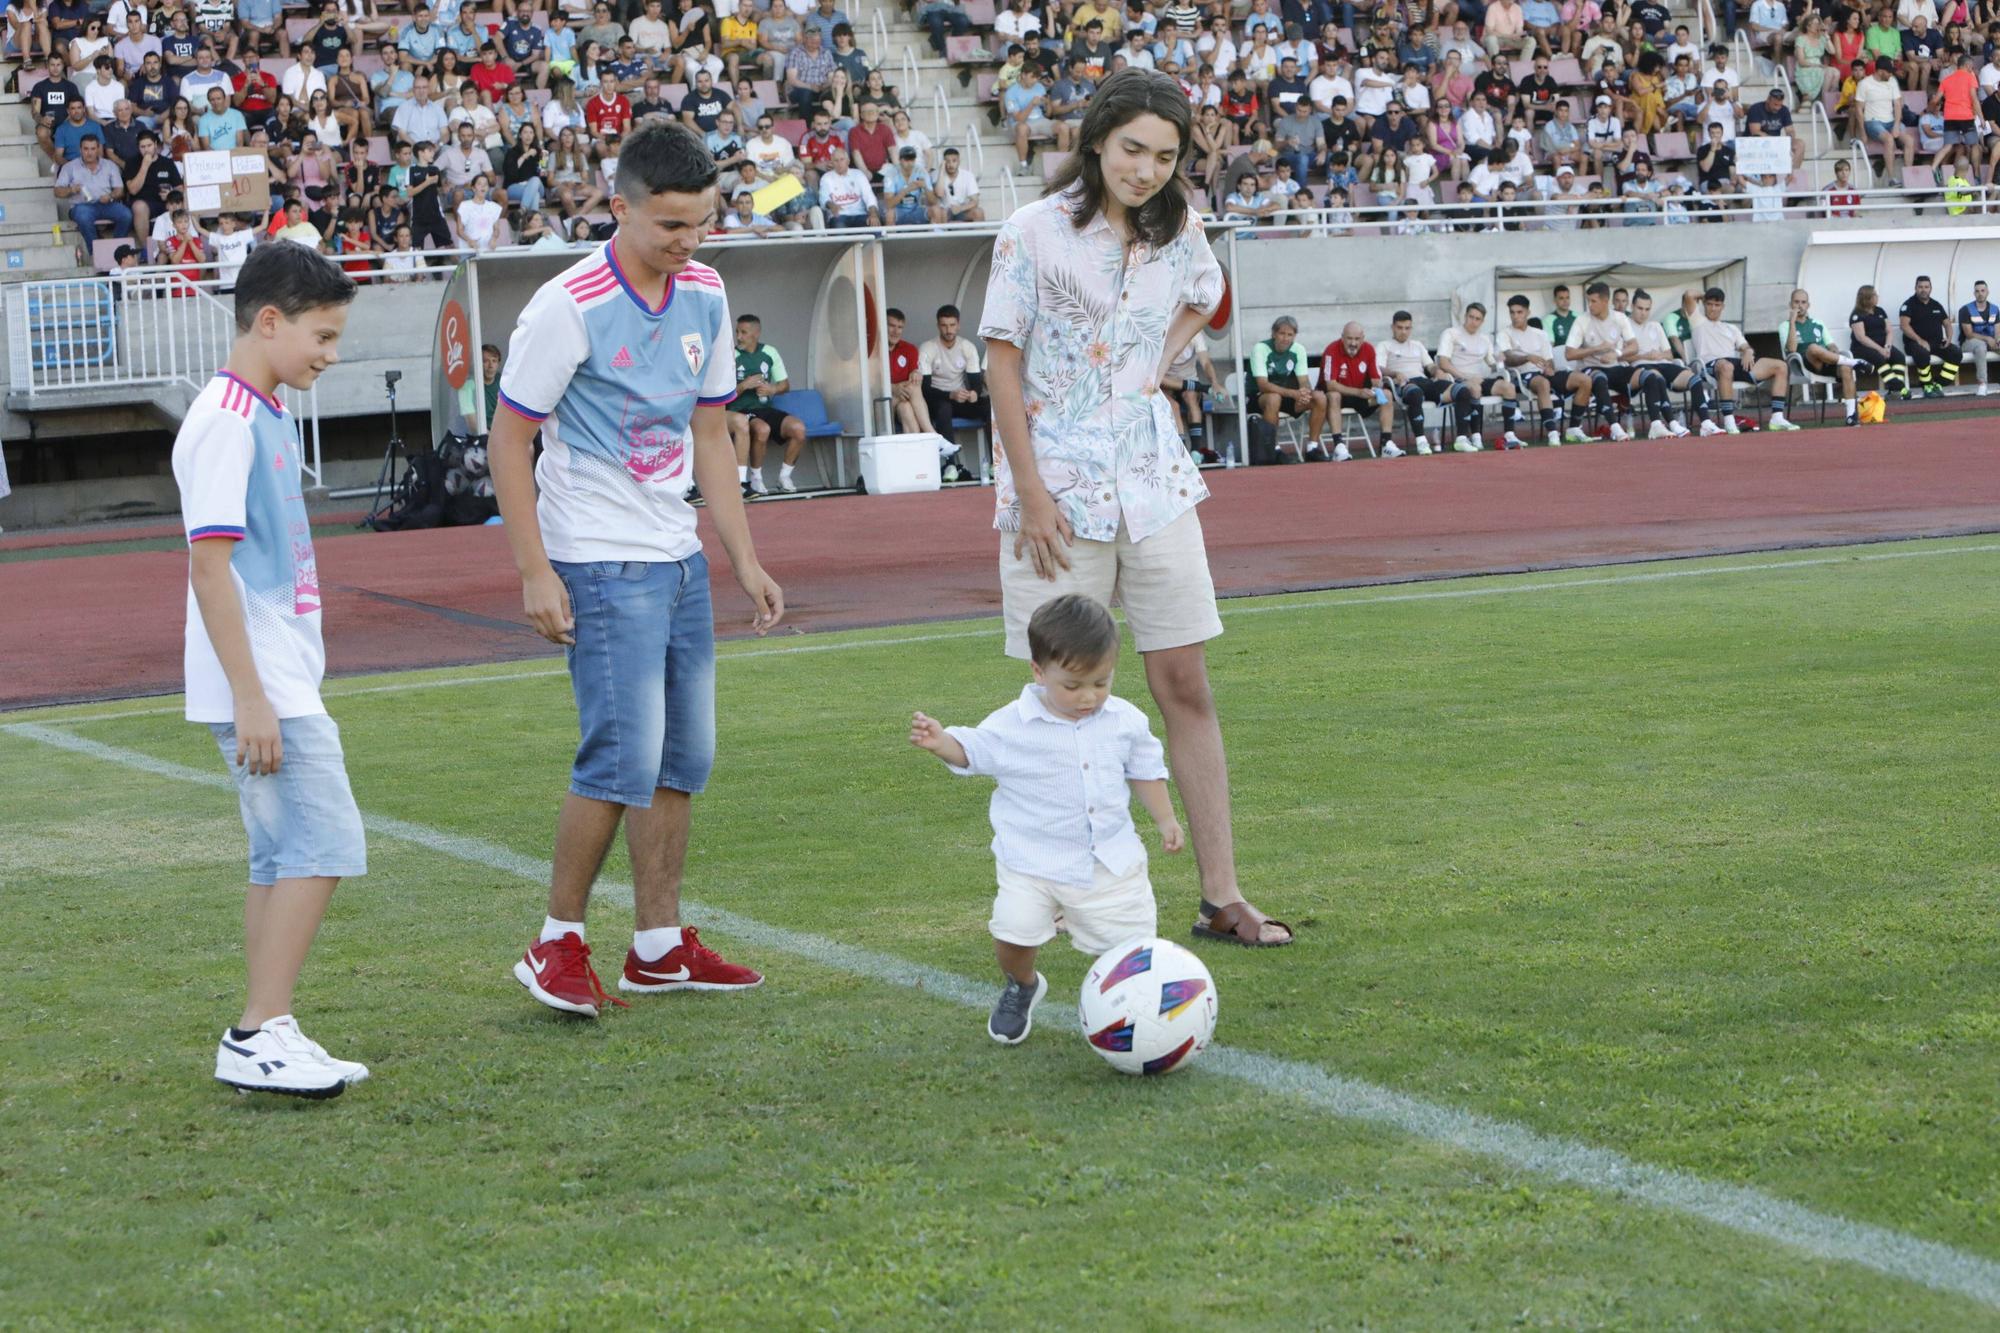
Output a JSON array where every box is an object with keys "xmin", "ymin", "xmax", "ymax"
[
  {"xmin": 553, "ymin": 553, "xmax": 717, "ymax": 807},
  {"xmin": 208, "ymin": 713, "xmax": 368, "ymax": 886}
]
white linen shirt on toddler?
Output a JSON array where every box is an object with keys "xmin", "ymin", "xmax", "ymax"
[{"xmin": 945, "ymin": 684, "xmax": 1168, "ymax": 888}]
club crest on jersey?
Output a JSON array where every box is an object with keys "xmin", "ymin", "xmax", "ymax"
[{"xmin": 681, "ymin": 332, "xmax": 704, "ymax": 376}]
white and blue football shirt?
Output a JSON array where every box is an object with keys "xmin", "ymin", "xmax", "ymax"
[
  {"xmin": 497, "ymin": 239, "xmax": 737, "ymax": 564},
  {"xmin": 173, "ymin": 370, "xmax": 326, "ymax": 723}
]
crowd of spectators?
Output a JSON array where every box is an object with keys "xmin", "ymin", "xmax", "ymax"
[
  {"xmin": 953, "ymin": 0, "xmax": 2000, "ymax": 225},
  {"xmin": 28, "ymin": 0, "xmax": 2000, "ymax": 268},
  {"xmin": 1208, "ymin": 273, "xmax": 1997, "ymax": 461},
  {"xmin": 19, "ymin": 0, "xmax": 989, "ymax": 273}
]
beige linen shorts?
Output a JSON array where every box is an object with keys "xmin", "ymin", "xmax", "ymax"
[
  {"xmin": 998, "ymin": 507, "xmax": 1223, "ymax": 659},
  {"xmin": 989, "ymin": 859, "xmax": 1158, "ymax": 954}
]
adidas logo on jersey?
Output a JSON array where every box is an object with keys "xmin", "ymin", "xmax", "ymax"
[{"xmin": 610, "ymin": 346, "xmax": 635, "ymax": 369}]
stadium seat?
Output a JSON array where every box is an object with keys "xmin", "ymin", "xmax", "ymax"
[
  {"xmin": 1787, "ymin": 352, "xmax": 1839, "ymax": 422},
  {"xmin": 944, "ymin": 35, "xmax": 989, "ymax": 64},
  {"xmin": 768, "ymin": 388, "xmax": 850, "ymax": 484}
]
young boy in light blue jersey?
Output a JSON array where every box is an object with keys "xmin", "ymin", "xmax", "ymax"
[{"xmin": 173, "ymin": 242, "xmax": 366, "ymax": 1100}]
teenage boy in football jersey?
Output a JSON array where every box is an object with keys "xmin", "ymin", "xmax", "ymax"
[{"xmin": 488, "ymin": 119, "xmax": 785, "ymax": 1018}]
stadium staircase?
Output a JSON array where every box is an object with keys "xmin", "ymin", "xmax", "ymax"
[{"xmin": 0, "ymin": 55, "xmax": 95, "ymax": 280}]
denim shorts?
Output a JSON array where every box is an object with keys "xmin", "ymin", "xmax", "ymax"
[
  {"xmin": 553, "ymin": 553, "xmax": 717, "ymax": 806},
  {"xmin": 208, "ymin": 713, "xmax": 368, "ymax": 886}
]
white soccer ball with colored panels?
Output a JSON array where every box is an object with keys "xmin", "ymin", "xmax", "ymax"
[{"xmin": 1078, "ymin": 937, "xmax": 1217, "ymax": 1076}]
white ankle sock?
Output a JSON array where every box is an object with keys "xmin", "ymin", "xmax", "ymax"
[
  {"xmin": 1844, "ymin": 397, "xmax": 1856, "ymax": 415},
  {"xmin": 634, "ymin": 925, "xmax": 683, "ymax": 960},
  {"xmin": 780, "ymin": 463, "xmax": 794, "ymax": 480},
  {"xmin": 540, "ymin": 916, "xmax": 585, "ymax": 944},
  {"xmin": 738, "ymin": 465, "xmax": 749, "ymax": 481}
]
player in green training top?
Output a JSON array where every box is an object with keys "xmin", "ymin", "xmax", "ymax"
[
  {"xmin": 1250, "ymin": 315, "xmax": 1329, "ymax": 461},
  {"xmin": 1783, "ymin": 287, "xmax": 1860, "ymax": 427},
  {"xmin": 730, "ymin": 313, "xmax": 809, "ymax": 495},
  {"xmin": 1546, "ymin": 283, "xmax": 1577, "ymax": 349}
]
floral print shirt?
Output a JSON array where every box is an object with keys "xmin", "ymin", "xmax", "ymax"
[{"xmin": 978, "ymin": 189, "xmax": 1225, "ymax": 544}]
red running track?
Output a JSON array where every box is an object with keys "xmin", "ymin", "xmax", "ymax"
[{"xmin": 3, "ymin": 425, "xmax": 1996, "ymax": 710}]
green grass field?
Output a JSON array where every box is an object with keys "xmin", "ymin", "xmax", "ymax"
[{"xmin": 4, "ymin": 536, "xmax": 1998, "ymax": 1330}]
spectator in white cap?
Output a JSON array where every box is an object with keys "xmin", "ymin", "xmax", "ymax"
[
  {"xmin": 1545, "ymin": 161, "xmax": 1586, "ymax": 229},
  {"xmin": 1584, "ymin": 94, "xmax": 1622, "ymax": 177}
]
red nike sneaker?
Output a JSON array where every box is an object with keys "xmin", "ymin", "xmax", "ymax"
[
  {"xmin": 514, "ymin": 933, "xmax": 628, "ymax": 1017},
  {"xmin": 620, "ymin": 927, "xmax": 764, "ymax": 993}
]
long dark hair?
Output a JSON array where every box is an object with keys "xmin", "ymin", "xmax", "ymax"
[{"xmin": 1045, "ymin": 68, "xmax": 1192, "ymax": 248}]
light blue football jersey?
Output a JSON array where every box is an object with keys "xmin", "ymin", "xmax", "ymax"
[{"xmin": 497, "ymin": 239, "xmax": 737, "ymax": 563}]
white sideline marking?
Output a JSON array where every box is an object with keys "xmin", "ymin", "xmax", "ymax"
[
  {"xmin": 7, "ymin": 719, "xmax": 2000, "ymax": 1312},
  {"xmin": 23, "ymin": 540, "xmax": 2000, "ymax": 727}
]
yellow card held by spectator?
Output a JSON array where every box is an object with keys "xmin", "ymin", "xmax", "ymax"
[{"xmin": 751, "ymin": 174, "xmax": 804, "ymax": 216}]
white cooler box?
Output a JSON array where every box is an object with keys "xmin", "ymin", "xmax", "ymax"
[{"xmin": 858, "ymin": 433, "xmax": 944, "ymax": 494}]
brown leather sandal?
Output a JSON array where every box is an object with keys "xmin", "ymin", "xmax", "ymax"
[{"xmin": 1191, "ymin": 899, "xmax": 1294, "ymax": 948}]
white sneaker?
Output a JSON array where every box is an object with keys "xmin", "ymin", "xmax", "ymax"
[
  {"xmin": 215, "ymin": 1021, "xmax": 348, "ymax": 1099},
  {"xmin": 1333, "ymin": 441, "xmax": 1352, "ymax": 461},
  {"xmin": 1723, "ymin": 419, "xmax": 1741, "ymax": 434},
  {"xmin": 778, "ymin": 470, "xmax": 798, "ymax": 492},
  {"xmin": 1502, "ymin": 431, "xmax": 1523, "ymax": 449},
  {"xmin": 1669, "ymin": 419, "xmax": 1691, "ymax": 437},
  {"xmin": 1562, "ymin": 427, "xmax": 1589, "ymax": 444},
  {"xmin": 1647, "ymin": 419, "xmax": 1671, "ymax": 438},
  {"xmin": 1700, "ymin": 420, "xmax": 1725, "ymax": 436},
  {"xmin": 1452, "ymin": 434, "xmax": 1476, "ymax": 452},
  {"xmin": 1380, "ymin": 441, "xmax": 1405, "ymax": 458},
  {"xmin": 1980, "ymin": 382, "xmax": 1991, "ymax": 397},
  {"xmin": 1767, "ymin": 413, "xmax": 1800, "ymax": 432},
  {"xmin": 1838, "ymin": 355, "xmax": 1859, "ymax": 367},
  {"xmin": 263, "ymin": 1014, "xmax": 369, "ymax": 1084},
  {"xmin": 1608, "ymin": 422, "xmax": 1632, "ymax": 441},
  {"xmin": 1415, "ymin": 438, "xmax": 1433, "ymax": 455},
  {"xmin": 749, "ymin": 471, "xmax": 769, "ymax": 495}
]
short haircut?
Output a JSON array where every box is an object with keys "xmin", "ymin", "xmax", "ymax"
[
  {"xmin": 1584, "ymin": 280, "xmax": 1610, "ymax": 298},
  {"xmin": 936, "ymin": 303, "xmax": 961, "ymax": 321},
  {"xmin": 1506, "ymin": 293, "xmax": 1530, "ymax": 308},
  {"xmin": 1465, "ymin": 301, "xmax": 1486, "ymax": 317},
  {"xmin": 737, "ymin": 313, "xmax": 761, "ymax": 325},
  {"xmin": 1271, "ymin": 314, "xmax": 1298, "ymax": 333},
  {"xmin": 232, "ymin": 241, "xmax": 356, "ymax": 333},
  {"xmin": 1703, "ymin": 285, "xmax": 1726, "ymax": 301},
  {"xmin": 614, "ymin": 117, "xmax": 718, "ymax": 201},
  {"xmin": 1553, "ymin": 283, "xmax": 1569, "ymax": 295},
  {"xmin": 1026, "ymin": 593, "xmax": 1119, "ymax": 670},
  {"xmin": 1392, "ymin": 309, "xmax": 1412, "ymax": 322},
  {"xmin": 1915, "ymin": 273, "xmax": 1932, "ymax": 283},
  {"xmin": 886, "ymin": 306, "xmax": 905, "ymax": 320}
]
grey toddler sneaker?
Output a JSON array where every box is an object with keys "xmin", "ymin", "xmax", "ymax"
[{"xmin": 988, "ymin": 972, "xmax": 1048, "ymax": 1046}]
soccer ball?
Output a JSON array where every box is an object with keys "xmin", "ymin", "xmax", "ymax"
[{"xmin": 1078, "ymin": 937, "xmax": 1217, "ymax": 1076}]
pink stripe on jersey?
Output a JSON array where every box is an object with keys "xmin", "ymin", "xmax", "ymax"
[
  {"xmin": 677, "ymin": 272, "xmax": 722, "ymax": 289},
  {"xmin": 564, "ymin": 266, "xmax": 615, "ymax": 294}
]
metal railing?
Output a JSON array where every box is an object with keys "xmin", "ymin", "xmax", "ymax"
[
  {"xmin": 6, "ymin": 268, "xmax": 331, "ymax": 481},
  {"xmin": 870, "ymin": 6, "xmax": 891, "ymax": 72},
  {"xmin": 930, "ymin": 83, "xmax": 951, "ymax": 143},
  {"xmin": 1235, "ymin": 182, "xmax": 2000, "ymax": 236}
]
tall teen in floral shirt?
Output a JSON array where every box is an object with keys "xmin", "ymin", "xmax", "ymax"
[{"xmin": 979, "ymin": 69, "xmax": 1293, "ymax": 948}]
